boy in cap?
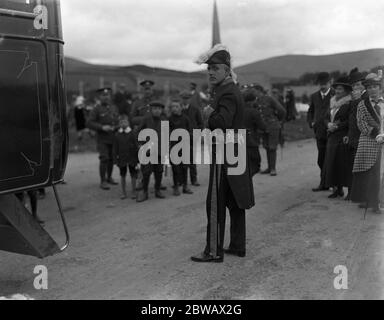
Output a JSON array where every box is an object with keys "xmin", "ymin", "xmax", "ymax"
[
  {"xmin": 136, "ymin": 101, "xmax": 167, "ymax": 202},
  {"xmin": 307, "ymin": 72, "xmax": 335, "ymax": 192},
  {"xmin": 87, "ymin": 88, "xmax": 120, "ymax": 190},
  {"xmin": 168, "ymin": 99, "xmax": 193, "ymax": 196}
]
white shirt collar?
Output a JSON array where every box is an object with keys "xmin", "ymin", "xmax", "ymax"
[{"xmin": 321, "ymin": 88, "xmax": 331, "ymax": 98}]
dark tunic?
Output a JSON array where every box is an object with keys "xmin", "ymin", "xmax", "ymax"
[
  {"xmin": 130, "ymin": 96, "xmax": 153, "ymax": 127},
  {"xmin": 87, "ymin": 103, "xmax": 119, "ymax": 144},
  {"xmin": 182, "ymin": 104, "xmax": 203, "ymax": 130},
  {"xmin": 113, "ymin": 130, "xmax": 139, "ymax": 168},
  {"xmin": 113, "ymin": 91, "xmax": 132, "ymax": 116},
  {"xmin": 244, "ymin": 101, "xmax": 267, "ymax": 176},
  {"xmin": 208, "ymin": 80, "xmax": 255, "ymax": 210},
  {"xmin": 323, "ymin": 99, "xmax": 352, "ymax": 188}
]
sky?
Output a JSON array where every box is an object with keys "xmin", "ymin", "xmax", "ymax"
[{"xmin": 61, "ymin": 0, "xmax": 384, "ymax": 72}]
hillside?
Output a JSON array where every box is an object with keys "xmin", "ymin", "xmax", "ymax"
[{"xmin": 235, "ymin": 48, "xmax": 384, "ymax": 80}]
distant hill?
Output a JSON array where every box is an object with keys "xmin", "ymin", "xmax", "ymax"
[
  {"xmin": 64, "ymin": 57, "xmax": 206, "ymax": 95},
  {"xmin": 235, "ymin": 48, "xmax": 384, "ymax": 81}
]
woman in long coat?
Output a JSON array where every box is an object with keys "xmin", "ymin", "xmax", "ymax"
[
  {"xmin": 323, "ymin": 77, "xmax": 352, "ymax": 198},
  {"xmin": 351, "ymin": 73, "xmax": 384, "ymax": 213}
]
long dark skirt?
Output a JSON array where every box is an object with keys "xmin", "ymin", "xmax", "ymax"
[
  {"xmin": 351, "ymin": 158, "xmax": 380, "ymax": 208},
  {"xmin": 323, "ymin": 138, "xmax": 352, "ymax": 188}
]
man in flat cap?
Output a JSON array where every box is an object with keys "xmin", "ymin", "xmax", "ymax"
[
  {"xmin": 87, "ymin": 88, "xmax": 120, "ymax": 190},
  {"xmin": 191, "ymin": 44, "xmax": 255, "ymax": 263},
  {"xmin": 130, "ymin": 80, "xmax": 156, "ymax": 128},
  {"xmin": 307, "ymin": 72, "xmax": 335, "ymax": 192},
  {"xmin": 180, "ymin": 90, "xmax": 204, "ymax": 186},
  {"xmin": 136, "ymin": 101, "xmax": 167, "ymax": 202}
]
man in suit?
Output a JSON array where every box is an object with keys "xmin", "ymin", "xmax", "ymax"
[
  {"xmin": 307, "ymin": 72, "xmax": 335, "ymax": 192},
  {"xmin": 191, "ymin": 45, "xmax": 255, "ymax": 263}
]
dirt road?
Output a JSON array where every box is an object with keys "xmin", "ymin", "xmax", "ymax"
[{"xmin": 1, "ymin": 139, "xmax": 383, "ymax": 300}]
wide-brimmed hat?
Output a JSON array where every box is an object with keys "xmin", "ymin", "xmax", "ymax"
[
  {"xmin": 332, "ymin": 77, "xmax": 352, "ymax": 92},
  {"xmin": 348, "ymin": 67, "xmax": 367, "ymax": 84},
  {"xmin": 317, "ymin": 72, "xmax": 331, "ymax": 85},
  {"xmin": 363, "ymin": 73, "xmax": 382, "ymax": 87}
]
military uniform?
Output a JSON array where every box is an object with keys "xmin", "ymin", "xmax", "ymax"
[
  {"xmin": 136, "ymin": 102, "xmax": 167, "ymax": 202},
  {"xmin": 255, "ymin": 94, "xmax": 286, "ymax": 175},
  {"xmin": 87, "ymin": 90, "xmax": 119, "ymax": 188},
  {"xmin": 130, "ymin": 96, "xmax": 152, "ymax": 127}
]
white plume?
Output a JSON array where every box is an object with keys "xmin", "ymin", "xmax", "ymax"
[{"xmin": 194, "ymin": 44, "xmax": 229, "ymax": 65}]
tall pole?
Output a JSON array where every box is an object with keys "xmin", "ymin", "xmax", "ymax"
[{"xmin": 212, "ymin": 0, "xmax": 221, "ymax": 47}]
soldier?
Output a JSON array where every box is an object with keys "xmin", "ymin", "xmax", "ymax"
[
  {"xmin": 254, "ymin": 85, "xmax": 286, "ymax": 176},
  {"xmin": 130, "ymin": 80, "xmax": 155, "ymax": 127},
  {"xmin": 87, "ymin": 88, "xmax": 120, "ymax": 190},
  {"xmin": 136, "ymin": 101, "xmax": 167, "ymax": 202},
  {"xmin": 307, "ymin": 72, "xmax": 335, "ymax": 192},
  {"xmin": 191, "ymin": 44, "xmax": 255, "ymax": 263},
  {"xmin": 114, "ymin": 83, "xmax": 132, "ymax": 116},
  {"xmin": 180, "ymin": 90, "xmax": 204, "ymax": 186},
  {"xmin": 243, "ymin": 90, "xmax": 267, "ymax": 176}
]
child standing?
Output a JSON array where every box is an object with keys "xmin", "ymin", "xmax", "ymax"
[
  {"xmin": 113, "ymin": 115, "xmax": 140, "ymax": 199},
  {"xmin": 168, "ymin": 100, "xmax": 193, "ymax": 196}
]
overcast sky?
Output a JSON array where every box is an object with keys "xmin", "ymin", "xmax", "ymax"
[{"xmin": 61, "ymin": 0, "xmax": 384, "ymax": 72}]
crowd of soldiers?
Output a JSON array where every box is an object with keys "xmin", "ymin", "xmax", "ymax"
[{"xmin": 77, "ymin": 77, "xmax": 298, "ymax": 204}]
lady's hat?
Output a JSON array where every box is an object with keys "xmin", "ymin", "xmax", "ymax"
[
  {"xmin": 363, "ymin": 73, "xmax": 382, "ymax": 87},
  {"xmin": 332, "ymin": 76, "xmax": 352, "ymax": 92}
]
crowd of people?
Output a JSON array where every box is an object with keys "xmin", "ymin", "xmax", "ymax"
[
  {"xmin": 73, "ymin": 76, "xmax": 298, "ymax": 204},
  {"xmin": 308, "ymin": 69, "xmax": 384, "ymax": 213}
]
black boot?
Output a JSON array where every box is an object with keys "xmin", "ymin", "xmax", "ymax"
[
  {"xmin": 261, "ymin": 149, "xmax": 271, "ymax": 174},
  {"xmin": 269, "ymin": 149, "xmax": 277, "ymax": 176}
]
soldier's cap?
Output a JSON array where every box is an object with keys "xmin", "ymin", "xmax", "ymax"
[
  {"xmin": 149, "ymin": 101, "xmax": 165, "ymax": 109},
  {"xmin": 195, "ymin": 44, "xmax": 231, "ymax": 67},
  {"xmin": 96, "ymin": 87, "xmax": 112, "ymax": 94},
  {"xmin": 180, "ymin": 90, "xmax": 192, "ymax": 99},
  {"xmin": 332, "ymin": 76, "xmax": 352, "ymax": 91},
  {"xmin": 316, "ymin": 72, "xmax": 331, "ymax": 85},
  {"xmin": 250, "ymin": 83, "xmax": 265, "ymax": 92},
  {"xmin": 140, "ymin": 80, "xmax": 155, "ymax": 87},
  {"xmin": 363, "ymin": 73, "xmax": 382, "ymax": 87}
]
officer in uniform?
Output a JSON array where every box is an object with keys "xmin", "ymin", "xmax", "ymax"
[
  {"xmin": 253, "ymin": 84, "xmax": 286, "ymax": 176},
  {"xmin": 130, "ymin": 80, "xmax": 155, "ymax": 127},
  {"xmin": 191, "ymin": 45, "xmax": 255, "ymax": 263},
  {"xmin": 136, "ymin": 101, "xmax": 167, "ymax": 202},
  {"xmin": 87, "ymin": 88, "xmax": 119, "ymax": 190}
]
